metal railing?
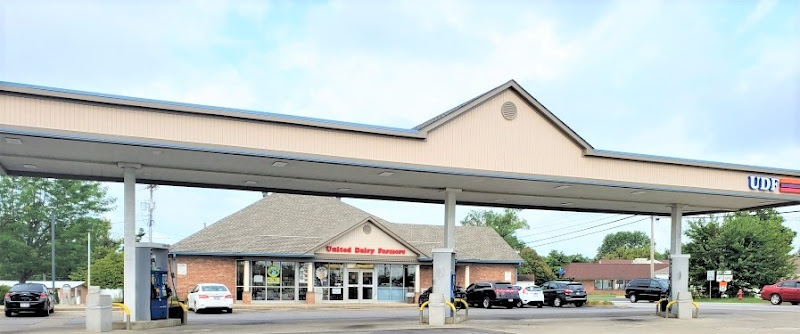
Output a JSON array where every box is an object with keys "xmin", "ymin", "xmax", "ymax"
[
  {"xmin": 656, "ymin": 298, "xmax": 699, "ymax": 318},
  {"xmin": 111, "ymin": 302, "xmax": 130, "ymax": 330},
  {"xmin": 418, "ymin": 298, "xmax": 469, "ymax": 324}
]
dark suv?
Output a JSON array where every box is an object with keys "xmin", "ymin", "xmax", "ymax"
[
  {"xmin": 465, "ymin": 282, "xmax": 521, "ymax": 309},
  {"xmin": 4, "ymin": 283, "xmax": 55, "ymax": 317},
  {"xmin": 541, "ymin": 281, "xmax": 587, "ymax": 307},
  {"xmin": 625, "ymin": 278, "xmax": 669, "ymax": 303}
]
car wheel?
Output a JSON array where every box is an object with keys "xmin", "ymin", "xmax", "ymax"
[
  {"xmin": 482, "ymin": 297, "xmax": 492, "ymax": 309},
  {"xmin": 629, "ymin": 294, "xmax": 638, "ymax": 303},
  {"xmin": 227, "ymin": 308, "xmax": 233, "ymax": 313},
  {"xmin": 537, "ymin": 302, "xmax": 543, "ymax": 308},
  {"xmin": 4, "ymin": 310, "xmax": 11, "ymax": 317},
  {"xmin": 770, "ymin": 294, "xmax": 782, "ymax": 305},
  {"xmin": 575, "ymin": 302, "xmax": 584, "ymax": 307},
  {"xmin": 516, "ymin": 300, "xmax": 523, "ymax": 308},
  {"xmin": 553, "ymin": 297, "xmax": 563, "ymax": 307}
]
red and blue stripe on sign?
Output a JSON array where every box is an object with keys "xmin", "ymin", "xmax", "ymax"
[{"xmin": 780, "ymin": 178, "xmax": 800, "ymax": 194}]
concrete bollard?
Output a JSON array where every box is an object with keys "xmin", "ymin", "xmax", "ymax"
[{"xmin": 86, "ymin": 286, "xmax": 112, "ymax": 332}]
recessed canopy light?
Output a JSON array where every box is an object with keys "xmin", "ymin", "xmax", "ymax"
[
  {"xmin": 272, "ymin": 161, "xmax": 288, "ymax": 167},
  {"xmin": 23, "ymin": 164, "xmax": 37, "ymax": 169},
  {"xmin": 338, "ymin": 188, "xmax": 351, "ymax": 192},
  {"xmin": 152, "ymin": 150, "xmax": 163, "ymax": 155},
  {"xmin": 245, "ymin": 180, "xmax": 258, "ymax": 186},
  {"xmin": 554, "ymin": 185, "xmax": 571, "ymax": 190},
  {"xmin": 379, "ymin": 172, "xmax": 394, "ymax": 177},
  {"xmin": 631, "ymin": 191, "xmax": 647, "ymax": 195},
  {"xmin": 4, "ymin": 137, "xmax": 22, "ymax": 145},
  {"xmin": 560, "ymin": 202, "xmax": 573, "ymax": 206}
]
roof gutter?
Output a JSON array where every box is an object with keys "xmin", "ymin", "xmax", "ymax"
[{"xmin": 169, "ymin": 251, "xmax": 315, "ymax": 258}]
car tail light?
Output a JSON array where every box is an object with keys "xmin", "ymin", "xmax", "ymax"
[
  {"xmin": 225, "ymin": 294, "xmax": 233, "ymax": 299},
  {"xmin": 39, "ymin": 293, "xmax": 48, "ymax": 300},
  {"xmin": 198, "ymin": 294, "xmax": 209, "ymax": 299},
  {"xmin": 564, "ymin": 289, "xmax": 573, "ymax": 295},
  {"xmin": 521, "ymin": 289, "xmax": 527, "ymax": 294},
  {"xmin": 3, "ymin": 293, "xmax": 9, "ymax": 300}
]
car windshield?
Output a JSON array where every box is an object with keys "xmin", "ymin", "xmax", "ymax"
[
  {"xmin": 656, "ymin": 280, "xmax": 669, "ymax": 289},
  {"xmin": 201, "ymin": 285, "xmax": 228, "ymax": 291},
  {"xmin": 10, "ymin": 284, "xmax": 44, "ymax": 292},
  {"xmin": 567, "ymin": 284, "xmax": 584, "ymax": 291}
]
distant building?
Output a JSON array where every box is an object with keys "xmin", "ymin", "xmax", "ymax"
[
  {"xmin": 564, "ymin": 259, "xmax": 670, "ymax": 293},
  {"xmin": 0, "ymin": 280, "xmax": 87, "ymax": 305}
]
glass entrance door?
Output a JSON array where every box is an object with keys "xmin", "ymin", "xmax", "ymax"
[{"xmin": 347, "ymin": 270, "xmax": 374, "ymax": 301}]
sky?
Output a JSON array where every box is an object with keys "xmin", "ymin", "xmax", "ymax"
[{"xmin": 1, "ymin": 0, "xmax": 799, "ymax": 258}]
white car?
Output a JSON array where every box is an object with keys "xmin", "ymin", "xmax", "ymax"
[
  {"xmin": 516, "ymin": 284, "xmax": 544, "ymax": 308},
  {"xmin": 187, "ymin": 283, "xmax": 233, "ymax": 313}
]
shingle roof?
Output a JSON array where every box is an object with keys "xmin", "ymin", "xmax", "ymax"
[
  {"xmin": 565, "ymin": 263, "xmax": 670, "ymax": 280},
  {"xmin": 170, "ymin": 193, "xmax": 522, "ymax": 264}
]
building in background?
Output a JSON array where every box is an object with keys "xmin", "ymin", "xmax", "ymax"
[
  {"xmin": 564, "ymin": 259, "xmax": 670, "ymax": 294},
  {"xmin": 169, "ymin": 193, "xmax": 522, "ymax": 304}
]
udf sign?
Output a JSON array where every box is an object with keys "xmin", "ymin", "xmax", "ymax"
[{"xmin": 748, "ymin": 176, "xmax": 779, "ymax": 192}]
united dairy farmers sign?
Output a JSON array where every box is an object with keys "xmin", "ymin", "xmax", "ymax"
[{"xmin": 748, "ymin": 176, "xmax": 800, "ymax": 194}]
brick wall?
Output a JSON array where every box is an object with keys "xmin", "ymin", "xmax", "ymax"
[
  {"xmin": 419, "ymin": 263, "xmax": 517, "ymax": 288},
  {"xmin": 173, "ymin": 256, "xmax": 236, "ymax": 302}
]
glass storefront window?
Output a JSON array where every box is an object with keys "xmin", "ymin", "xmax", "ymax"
[
  {"xmin": 236, "ymin": 260, "xmax": 245, "ymax": 301},
  {"xmin": 252, "ymin": 261, "xmax": 266, "ymax": 287}
]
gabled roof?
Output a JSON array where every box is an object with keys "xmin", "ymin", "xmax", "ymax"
[
  {"xmin": 170, "ymin": 193, "xmax": 522, "ymax": 264},
  {"xmin": 414, "ymin": 79, "xmax": 594, "ymax": 151},
  {"xmin": 307, "ymin": 216, "xmax": 425, "ymax": 257},
  {"xmin": 565, "ymin": 262, "xmax": 670, "ymax": 280}
]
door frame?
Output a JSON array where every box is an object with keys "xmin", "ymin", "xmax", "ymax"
[{"xmin": 346, "ymin": 269, "xmax": 375, "ymax": 302}]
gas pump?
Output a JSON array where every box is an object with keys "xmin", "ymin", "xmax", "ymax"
[
  {"xmin": 150, "ymin": 267, "xmax": 169, "ymax": 320},
  {"xmin": 135, "ymin": 243, "xmax": 170, "ymax": 321}
]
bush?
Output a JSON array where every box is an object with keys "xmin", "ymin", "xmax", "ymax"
[{"xmin": 0, "ymin": 285, "xmax": 10, "ymax": 305}]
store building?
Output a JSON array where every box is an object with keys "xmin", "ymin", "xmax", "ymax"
[{"xmin": 170, "ymin": 193, "xmax": 522, "ymax": 304}]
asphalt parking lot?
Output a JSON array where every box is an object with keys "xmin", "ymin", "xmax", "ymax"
[{"xmin": 1, "ymin": 301, "xmax": 798, "ymax": 333}]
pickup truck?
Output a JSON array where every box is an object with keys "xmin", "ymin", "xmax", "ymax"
[{"xmin": 465, "ymin": 282, "xmax": 521, "ymax": 309}]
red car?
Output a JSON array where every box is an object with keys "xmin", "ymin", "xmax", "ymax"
[{"xmin": 760, "ymin": 280, "xmax": 800, "ymax": 305}]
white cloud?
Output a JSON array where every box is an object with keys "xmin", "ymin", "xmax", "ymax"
[{"xmin": 739, "ymin": 0, "xmax": 778, "ymax": 32}]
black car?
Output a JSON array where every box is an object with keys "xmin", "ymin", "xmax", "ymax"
[
  {"xmin": 625, "ymin": 278, "xmax": 669, "ymax": 303},
  {"xmin": 4, "ymin": 283, "xmax": 55, "ymax": 317},
  {"xmin": 541, "ymin": 281, "xmax": 587, "ymax": 307},
  {"xmin": 418, "ymin": 286, "xmax": 466, "ymax": 307}
]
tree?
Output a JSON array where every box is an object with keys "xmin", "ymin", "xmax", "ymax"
[
  {"xmin": 544, "ymin": 250, "xmax": 590, "ymax": 277},
  {"xmin": 0, "ymin": 176, "xmax": 118, "ymax": 282},
  {"xmin": 460, "ymin": 209, "xmax": 529, "ymax": 251},
  {"xmin": 595, "ymin": 231, "xmax": 651, "ymax": 260},
  {"xmin": 69, "ymin": 251, "xmax": 123, "ymax": 288},
  {"xmin": 518, "ymin": 247, "xmax": 556, "ymax": 285},
  {"xmin": 684, "ymin": 209, "xmax": 796, "ymax": 296}
]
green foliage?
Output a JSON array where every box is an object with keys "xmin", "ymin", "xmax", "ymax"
[
  {"xmin": 69, "ymin": 251, "xmax": 124, "ymax": 289},
  {"xmin": 684, "ymin": 209, "xmax": 796, "ymax": 297},
  {"xmin": 0, "ymin": 285, "xmax": 9, "ymax": 305},
  {"xmin": 518, "ymin": 247, "xmax": 556, "ymax": 285},
  {"xmin": 0, "ymin": 176, "xmax": 119, "ymax": 282},
  {"xmin": 544, "ymin": 250, "xmax": 590, "ymax": 276},
  {"xmin": 460, "ymin": 209, "xmax": 529, "ymax": 251},
  {"xmin": 595, "ymin": 231, "xmax": 665, "ymax": 261}
]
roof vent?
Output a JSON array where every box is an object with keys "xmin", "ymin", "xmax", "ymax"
[
  {"xmin": 501, "ymin": 102, "xmax": 517, "ymax": 120},
  {"xmin": 363, "ymin": 224, "xmax": 372, "ymax": 234}
]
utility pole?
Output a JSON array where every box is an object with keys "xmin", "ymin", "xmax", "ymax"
[
  {"xmin": 650, "ymin": 215, "xmax": 655, "ymax": 278},
  {"xmin": 146, "ymin": 185, "xmax": 158, "ymax": 242}
]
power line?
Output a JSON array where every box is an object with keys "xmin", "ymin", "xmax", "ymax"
[
  {"xmin": 523, "ymin": 215, "xmax": 637, "ymax": 244},
  {"xmin": 529, "ymin": 217, "xmax": 649, "ymax": 247},
  {"xmin": 518, "ymin": 214, "xmax": 624, "ymax": 239}
]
